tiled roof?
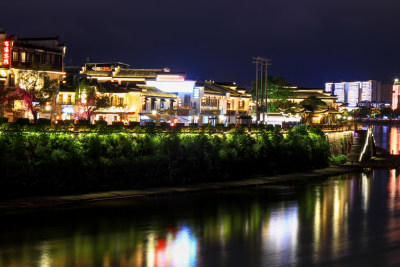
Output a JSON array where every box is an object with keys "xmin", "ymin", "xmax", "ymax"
[
  {"xmin": 83, "ymin": 70, "xmax": 112, "ymax": 77},
  {"xmin": 138, "ymin": 85, "xmax": 177, "ymax": 98},
  {"xmin": 289, "ymin": 90, "xmax": 337, "ymax": 100},
  {"xmin": 204, "ymin": 82, "xmax": 251, "ymax": 98},
  {"xmin": 114, "ymin": 69, "xmax": 163, "ymax": 78}
]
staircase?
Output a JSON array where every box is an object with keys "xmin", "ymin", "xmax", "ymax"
[{"xmin": 346, "ymin": 128, "xmax": 375, "ymax": 164}]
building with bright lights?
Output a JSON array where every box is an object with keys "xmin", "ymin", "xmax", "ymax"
[
  {"xmin": 75, "ymin": 62, "xmax": 252, "ymax": 125},
  {"xmin": 325, "ymin": 81, "xmax": 384, "ymax": 107},
  {"xmin": 392, "ymin": 79, "xmax": 400, "ymax": 110},
  {"xmin": 0, "ymin": 30, "xmax": 66, "ymax": 121}
]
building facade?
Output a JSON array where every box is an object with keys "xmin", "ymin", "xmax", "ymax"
[
  {"xmin": 0, "ymin": 30, "xmax": 66, "ymax": 121},
  {"xmin": 325, "ymin": 80, "xmax": 385, "ymax": 107}
]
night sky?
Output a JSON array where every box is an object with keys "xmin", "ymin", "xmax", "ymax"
[{"xmin": 3, "ymin": 0, "xmax": 400, "ymax": 88}]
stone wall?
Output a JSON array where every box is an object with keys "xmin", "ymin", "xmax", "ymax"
[{"xmin": 326, "ymin": 131, "xmax": 354, "ymax": 156}]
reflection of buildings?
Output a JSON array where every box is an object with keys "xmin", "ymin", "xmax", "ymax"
[
  {"xmin": 262, "ymin": 203, "xmax": 299, "ymax": 266},
  {"xmin": 0, "ymin": 30, "xmax": 66, "ymax": 121}
]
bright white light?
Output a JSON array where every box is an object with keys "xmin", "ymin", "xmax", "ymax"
[
  {"xmin": 171, "ymin": 226, "xmax": 197, "ymax": 267},
  {"xmin": 147, "ymin": 81, "xmax": 196, "ymax": 93}
]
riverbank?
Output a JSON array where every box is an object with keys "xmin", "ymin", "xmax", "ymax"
[{"xmin": 0, "ymin": 165, "xmax": 363, "ymax": 212}]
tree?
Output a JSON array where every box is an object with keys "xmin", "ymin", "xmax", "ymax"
[
  {"xmin": 75, "ymin": 79, "xmax": 111, "ymax": 121},
  {"xmin": 353, "ymin": 106, "xmax": 372, "ymax": 118},
  {"xmin": 251, "ymin": 76, "xmax": 294, "ymax": 113},
  {"xmin": 378, "ymin": 106, "xmax": 393, "ymax": 118},
  {"xmin": 13, "ymin": 67, "xmax": 58, "ymax": 123}
]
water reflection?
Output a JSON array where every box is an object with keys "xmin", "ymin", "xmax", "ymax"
[
  {"xmin": 1, "ymin": 170, "xmax": 400, "ymax": 266},
  {"xmin": 373, "ymin": 125, "xmax": 400, "ymax": 154},
  {"xmin": 262, "ymin": 203, "xmax": 298, "ymax": 266},
  {"xmin": 145, "ymin": 227, "xmax": 197, "ymax": 267}
]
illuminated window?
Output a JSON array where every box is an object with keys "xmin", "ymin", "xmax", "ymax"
[
  {"xmin": 67, "ymin": 94, "xmax": 72, "ymax": 104},
  {"xmin": 58, "ymin": 94, "xmax": 63, "ymax": 103},
  {"xmin": 12, "ymin": 51, "xmax": 18, "ymax": 61},
  {"xmin": 21, "ymin": 52, "xmax": 26, "ymax": 63},
  {"xmin": 119, "ymin": 98, "xmax": 123, "ymax": 106}
]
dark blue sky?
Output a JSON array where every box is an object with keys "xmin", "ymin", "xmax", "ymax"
[{"xmin": 3, "ymin": 0, "xmax": 400, "ymax": 87}]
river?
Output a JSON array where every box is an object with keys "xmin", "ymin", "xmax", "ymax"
[{"xmin": 1, "ymin": 126, "xmax": 400, "ymax": 267}]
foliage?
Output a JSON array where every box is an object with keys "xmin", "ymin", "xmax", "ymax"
[
  {"xmin": 329, "ymin": 154, "xmax": 347, "ymax": 165},
  {"xmin": 0, "ymin": 125, "xmax": 330, "ymax": 198},
  {"xmin": 251, "ymin": 76, "xmax": 294, "ymax": 113},
  {"xmin": 378, "ymin": 106, "xmax": 393, "ymax": 118},
  {"xmin": 75, "ymin": 79, "xmax": 111, "ymax": 120},
  {"xmin": 354, "ymin": 106, "xmax": 372, "ymax": 118},
  {"xmin": 12, "ymin": 66, "xmax": 58, "ymax": 123}
]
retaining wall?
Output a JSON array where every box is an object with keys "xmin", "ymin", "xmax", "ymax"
[{"xmin": 326, "ymin": 131, "xmax": 354, "ymax": 156}]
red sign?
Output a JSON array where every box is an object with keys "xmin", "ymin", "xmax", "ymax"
[{"xmin": 3, "ymin": 40, "xmax": 10, "ymax": 65}]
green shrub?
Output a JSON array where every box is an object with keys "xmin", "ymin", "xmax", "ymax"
[
  {"xmin": 0, "ymin": 124, "xmax": 330, "ymax": 198},
  {"xmin": 0, "ymin": 117, "xmax": 9, "ymax": 124},
  {"xmin": 95, "ymin": 120, "xmax": 108, "ymax": 126},
  {"xmin": 37, "ymin": 118, "xmax": 51, "ymax": 126},
  {"xmin": 16, "ymin": 118, "xmax": 30, "ymax": 126},
  {"xmin": 329, "ymin": 154, "xmax": 347, "ymax": 165},
  {"xmin": 76, "ymin": 119, "xmax": 90, "ymax": 126}
]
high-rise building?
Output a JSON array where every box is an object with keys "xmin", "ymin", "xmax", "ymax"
[{"xmin": 324, "ymin": 80, "xmax": 381, "ymax": 107}]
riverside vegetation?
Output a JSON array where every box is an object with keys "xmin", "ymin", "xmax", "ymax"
[{"xmin": 0, "ymin": 124, "xmax": 330, "ymax": 199}]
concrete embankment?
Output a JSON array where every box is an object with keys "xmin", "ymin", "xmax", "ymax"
[{"xmin": 0, "ymin": 165, "xmax": 363, "ymax": 212}]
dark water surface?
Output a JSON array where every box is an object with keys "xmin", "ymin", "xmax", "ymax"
[{"xmin": 1, "ymin": 126, "xmax": 400, "ymax": 267}]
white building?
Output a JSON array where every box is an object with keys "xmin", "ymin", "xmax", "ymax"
[{"xmin": 325, "ymin": 80, "xmax": 381, "ymax": 107}]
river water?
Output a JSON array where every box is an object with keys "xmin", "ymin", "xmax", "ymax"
[{"xmin": 1, "ymin": 126, "xmax": 400, "ymax": 267}]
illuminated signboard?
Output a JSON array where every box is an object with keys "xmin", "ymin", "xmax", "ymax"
[
  {"xmin": 3, "ymin": 40, "xmax": 10, "ymax": 65},
  {"xmin": 146, "ymin": 80, "xmax": 196, "ymax": 93},
  {"xmin": 156, "ymin": 75, "xmax": 185, "ymax": 82}
]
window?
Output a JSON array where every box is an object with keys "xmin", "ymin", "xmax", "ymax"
[
  {"xmin": 67, "ymin": 94, "xmax": 72, "ymax": 104},
  {"xmin": 34, "ymin": 54, "xmax": 41, "ymax": 63},
  {"xmin": 184, "ymin": 94, "xmax": 191, "ymax": 108},
  {"xmin": 151, "ymin": 98, "xmax": 155, "ymax": 110},
  {"xmin": 142, "ymin": 97, "xmax": 147, "ymax": 110},
  {"xmin": 58, "ymin": 94, "xmax": 63, "ymax": 103},
  {"xmin": 21, "ymin": 52, "xmax": 26, "ymax": 63},
  {"xmin": 118, "ymin": 98, "xmax": 123, "ymax": 106},
  {"xmin": 12, "ymin": 51, "xmax": 18, "ymax": 61},
  {"xmin": 160, "ymin": 100, "xmax": 164, "ymax": 109}
]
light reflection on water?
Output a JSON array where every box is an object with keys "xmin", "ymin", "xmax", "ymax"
[{"xmin": 2, "ymin": 170, "xmax": 396, "ymax": 267}]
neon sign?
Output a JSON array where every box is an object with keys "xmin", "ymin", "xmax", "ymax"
[
  {"xmin": 156, "ymin": 75, "xmax": 185, "ymax": 82},
  {"xmin": 3, "ymin": 40, "xmax": 10, "ymax": 66}
]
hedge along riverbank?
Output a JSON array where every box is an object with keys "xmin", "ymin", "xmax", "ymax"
[{"xmin": 0, "ymin": 124, "xmax": 330, "ymax": 199}]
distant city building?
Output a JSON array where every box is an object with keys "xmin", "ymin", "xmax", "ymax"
[
  {"xmin": 325, "ymin": 80, "xmax": 387, "ymax": 107},
  {"xmin": 392, "ymin": 79, "xmax": 400, "ymax": 110}
]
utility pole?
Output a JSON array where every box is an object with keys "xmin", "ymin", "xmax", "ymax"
[
  {"xmin": 253, "ymin": 57, "xmax": 259, "ymax": 122},
  {"xmin": 253, "ymin": 57, "xmax": 271, "ymax": 123}
]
